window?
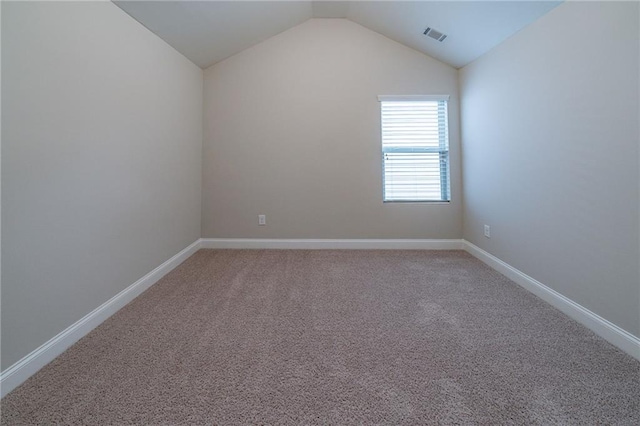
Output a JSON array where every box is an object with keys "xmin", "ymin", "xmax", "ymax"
[{"xmin": 378, "ymin": 95, "xmax": 450, "ymax": 202}]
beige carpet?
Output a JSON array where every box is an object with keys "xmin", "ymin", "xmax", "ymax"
[{"xmin": 2, "ymin": 249, "xmax": 639, "ymax": 424}]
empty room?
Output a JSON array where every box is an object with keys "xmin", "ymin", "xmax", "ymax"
[{"xmin": 1, "ymin": 0, "xmax": 639, "ymax": 423}]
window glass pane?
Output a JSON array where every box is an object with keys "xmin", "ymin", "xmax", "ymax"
[{"xmin": 381, "ymin": 99, "xmax": 450, "ymax": 202}]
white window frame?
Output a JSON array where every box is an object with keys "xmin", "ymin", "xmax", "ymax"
[{"xmin": 378, "ymin": 95, "xmax": 451, "ymax": 203}]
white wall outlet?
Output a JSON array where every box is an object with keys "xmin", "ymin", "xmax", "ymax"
[
  {"xmin": 258, "ymin": 214, "xmax": 266, "ymax": 226},
  {"xmin": 484, "ymin": 225, "xmax": 491, "ymax": 238}
]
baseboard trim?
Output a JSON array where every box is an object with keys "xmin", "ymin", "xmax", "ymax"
[
  {"xmin": 3, "ymin": 238, "xmax": 637, "ymax": 398},
  {"xmin": 462, "ymin": 240, "xmax": 640, "ymax": 361},
  {"xmin": 200, "ymin": 238, "xmax": 464, "ymax": 250},
  {"xmin": 0, "ymin": 239, "xmax": 202, "ymax": 398}
]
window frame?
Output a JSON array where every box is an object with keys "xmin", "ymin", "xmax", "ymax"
[{"xmin": 378, "ymin": 95, "xmax": 451, "ymax": 203}]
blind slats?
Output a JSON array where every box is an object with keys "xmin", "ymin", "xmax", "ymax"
[{"xmin": 381, "ymin": 99, "xmax": 450, "ymax": 202}]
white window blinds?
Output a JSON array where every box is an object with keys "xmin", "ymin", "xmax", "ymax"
[{"xmin": 378, "ymin": 95, "xmax": 450, "ymax": 202}]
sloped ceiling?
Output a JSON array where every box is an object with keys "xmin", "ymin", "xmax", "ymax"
[{"xmin": 114, "ymin": 1, "xmax": 561, "ymax": 69}]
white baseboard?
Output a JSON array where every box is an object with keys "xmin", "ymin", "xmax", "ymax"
[
  {"xmin": 3, "ymin": 238, "xmax": 637, "ymax": 399},
  {"xmin": 463, "ymin": 240, "xmax": 640, "ymax": 361},
  {"xmin": 200, "ymin": 238, "xmax": 464, "ymax": 250},
  {"xmin": 0, "ymin": 239, "xmax": 202, "ymax": 398}
]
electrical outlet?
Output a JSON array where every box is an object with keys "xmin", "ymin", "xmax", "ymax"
[
  {"xmin": 258, "ymin": 214, "xmax": 266, "ymax": 226},
  {"xmin": 484, "ymin": 225, "xmax": 491, "ymax": 238}
]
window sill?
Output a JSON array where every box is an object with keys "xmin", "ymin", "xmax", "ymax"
[{"xmin": 383, "ymin": 200, "xmax": 451, "ymax": 205}]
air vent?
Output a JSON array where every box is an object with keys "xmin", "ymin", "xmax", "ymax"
[{"xmin": 423, "ymin": 27, "xmax": 447, "ymax": 42}]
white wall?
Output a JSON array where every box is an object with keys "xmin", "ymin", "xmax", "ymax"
[
  {"xmin": 1, "ymin": 1, "xmax": 203, "ymax": 370},
  {"xmin": 203, "ymin": 19, "xmax": 461, "ymax": 239},
  {"xmin": 0, "ymin": 1, "xmax": 3, "ymax": 367},
  {"xmin": 460, "ymin": 1, "xmax": 640, "ymax": 337}
]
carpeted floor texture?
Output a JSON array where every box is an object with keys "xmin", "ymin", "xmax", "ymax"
[{"xmin": 1, "ymin": 249, "xmax": 639, "ymax": 424}]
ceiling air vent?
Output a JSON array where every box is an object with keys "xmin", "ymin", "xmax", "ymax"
[{"xmin": 423, "ymin": 27, "xmax": 447, "ymax": 42}]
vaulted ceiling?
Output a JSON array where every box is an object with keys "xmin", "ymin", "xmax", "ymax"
[{"xmin": 114, "ymin": 1, "xmax": 561, "ymax": 69}]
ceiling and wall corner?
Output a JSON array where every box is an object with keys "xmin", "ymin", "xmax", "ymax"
[
  {"xmin": 114, "ymin": 1, "xmax": 562, "ymax": 69},
  {"xmin": 112, "ymin": 1, "xmax": 313, "ymax": 68}
]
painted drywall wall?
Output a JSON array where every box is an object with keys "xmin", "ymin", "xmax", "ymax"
[
  {"xmin": 0, "ymin": 2, "xmax": 3, "ymax": 362},
  {"xmin": 1, "ymin": 1, "xmax": 203, "ymax": 370},
  {"xmin": 460, "ymin": 1, "xmax": 640, "ymax": 336},
  {"xmin": 203, "ymin": 19, "xmax": 461, "ymax": 239}
]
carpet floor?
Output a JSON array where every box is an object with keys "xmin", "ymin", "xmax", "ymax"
[{"xmin": 1, "ymin": 249, "xmax": 639, "ymax": 424}]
